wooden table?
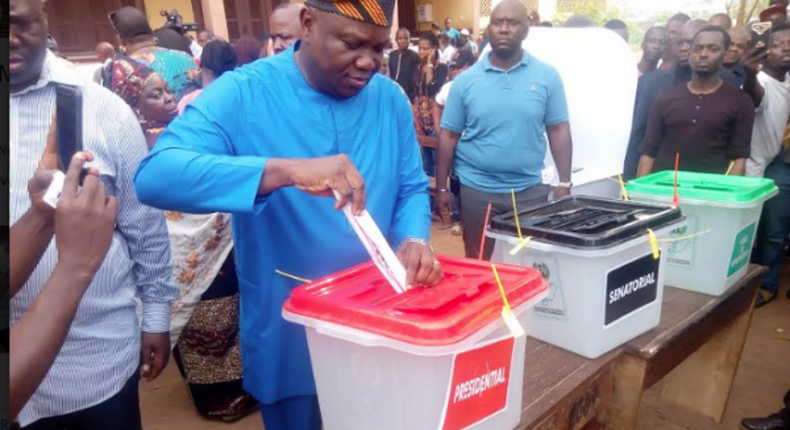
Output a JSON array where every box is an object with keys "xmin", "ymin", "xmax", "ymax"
[
  {"xmin": 518, "ymin": 340, "xmax": 622, "ymax": 430},
  {"xmin": 606, "ymin": 264, "xmax": 767, "ymax": 430},
  {"xmin": 515, "ymin": 265, "xmax": 766, "ymax": 430}
]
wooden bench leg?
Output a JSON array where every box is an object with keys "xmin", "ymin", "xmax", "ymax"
[
  {"xmin": 657, "ymin": 301, "xmax": 755, "ymax": 422},
  {"xmin": 606, "ymin": 355, "xmax": 648, "ymax": 430}
]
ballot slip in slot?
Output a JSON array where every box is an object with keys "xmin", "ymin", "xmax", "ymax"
[{"xmin": 333, "ymin": 190, "xmax": 408, "ymax": 293}]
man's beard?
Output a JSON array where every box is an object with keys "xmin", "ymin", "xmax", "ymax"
[
  {"xmin": 694, "ymin": 68, "xmax": 719, "ymax": 78},
  {"xmin": 493, "ymin": 45, "xmax": 520, "ymax": 58}
]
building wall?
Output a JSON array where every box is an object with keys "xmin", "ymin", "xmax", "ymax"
[
  {"xmin": 143, "ymin": 0, "xmax": 196, "ymax": 28},
  {"xmin": 414, "ymin": 0, "xmax": 475, "ymax": 32}
]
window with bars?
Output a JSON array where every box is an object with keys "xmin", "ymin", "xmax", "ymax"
[
  {"xmin": 556, "ymin": 0, "xmax": 606, "ymax": 14},
  {"xmin": 481, "ymin": 0, "xmax": 540, "ymax": 18}
]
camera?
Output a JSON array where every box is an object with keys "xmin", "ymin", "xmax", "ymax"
[{"xmin": 160, "ymin": 9, "xmax": 199, "ymax": 34}]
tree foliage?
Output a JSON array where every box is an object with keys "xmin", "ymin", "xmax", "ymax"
[
  {"xmin": 553, "ymin": 0, "xmax": 645, "ymax": 49},
  {"xmin": 726, "ymin": 0, "xmax": 771, "ymax": 25}
]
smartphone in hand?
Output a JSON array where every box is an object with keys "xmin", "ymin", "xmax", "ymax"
[
  {"xmin": 750, "ymin": 22, "xmax": 773, "ymax": 56},
  {"xmin": 55, "ymin": 83, "xmax": 83, "ymax": 172}
]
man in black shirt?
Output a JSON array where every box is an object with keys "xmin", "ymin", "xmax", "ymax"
[
  {"xmin": 724, "ymin": 26, "xmax": 750, "ymax": 87},
  {"xmin": 637, "ymin": 26, "xmax": 754, "ymax": 176},
  {"xmin": 637, "ymin": 26, "xmax": 668, "ymax": 77},
  {"xmin": 660, "ymin": 13, "xmax": 691, "ymax": 71},
  {"xmin": 623, "ymin": 19, "xmax": 739, "ymax": 178},
  {"xmin": 389, "ymin": 28, "xmax": 421, "ymax": 100}
]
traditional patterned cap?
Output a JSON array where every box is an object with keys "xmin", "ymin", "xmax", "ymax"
[
  {"xmin": 305, "ymin": 0, "xmax": 396, "ymax": 27},
  {"xmin": 111, "ymin": 58, "xmax": 156, "ymax": 107}
]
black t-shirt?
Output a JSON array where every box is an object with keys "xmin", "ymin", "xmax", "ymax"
[
  {"xmin": 415, "ymin": 62, "xmax": 448, "ymax": 99},
  {"xmin": 623, "ymin": 66, "xmax": 739, "ymax": 178},
  {"xmin": 641, "ymin": 83, "xmax": 755, "ymax": 173},
  {"xmin": 388, "ymin": 49, "xmax": 421, "ymax": 100}
]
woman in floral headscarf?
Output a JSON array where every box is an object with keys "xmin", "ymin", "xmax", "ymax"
[
  {"xmin": 109, "ymin": 6, "xmax": 200, "ymax": 101},
  {"xmin": 110, "ymin": 58, "xmax": 179, "ymax": 148},
  {"xmin": 111, "ymin": 58, "xmax": 256, "ymax": 422}
]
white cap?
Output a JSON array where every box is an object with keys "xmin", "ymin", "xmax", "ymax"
[{"xmin": 461, "ymin": 28, "xmax": 470, "ymax": 36}]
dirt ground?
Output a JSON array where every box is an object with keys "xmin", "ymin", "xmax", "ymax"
[{"xmin": 140, "ymin": 224, "xmax": 790, "ymax": 430}]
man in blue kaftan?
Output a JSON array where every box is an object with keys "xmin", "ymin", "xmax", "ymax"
[{"xmin": 134, "ymin": 1, "xmax": 444, "ymax": 429}]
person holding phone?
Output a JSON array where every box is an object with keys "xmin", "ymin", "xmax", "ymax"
[
  {"xmin": 741, "ymin": 23, "xmax": 790, "ymax": 307},
  {"xmin": 414, "ymin": 32, "xmax": 449, "ymax": 177},
  {"xmin": 11, "ymin": 151, "xmax": 118, "ymax": 421},
  {"xmin": 10, "ymin": 0, "xmax": 177, "ymax": 427},
  {"xmin": 743, "ymin": 23, "xmax": 790, "ymax": 178}
]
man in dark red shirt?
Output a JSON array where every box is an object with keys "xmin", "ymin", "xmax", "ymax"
[{"xmin": 638, "ymin": 26, "xmax": 755, "ymax": 176}]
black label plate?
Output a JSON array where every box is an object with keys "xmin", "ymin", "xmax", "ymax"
[{"xmin": 605, "ymin": 252, "xmax": 660, "ymax": 326}]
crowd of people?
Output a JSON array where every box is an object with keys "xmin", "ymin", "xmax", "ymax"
[{"xmin": 7, "ymin": 0, "xmax": 789, "ymax": 429}]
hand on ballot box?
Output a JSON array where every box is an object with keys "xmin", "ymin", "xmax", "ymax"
[{"xmin": 397, "ymin": 239, "xmax": 444, "ymax": 288}]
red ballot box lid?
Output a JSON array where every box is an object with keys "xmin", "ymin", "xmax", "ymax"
[{"xmin": 283, "ymin": 256, "xmax": 547, "ymax": 347}]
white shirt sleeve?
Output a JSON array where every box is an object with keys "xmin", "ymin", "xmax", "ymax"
[
  {"xmin": 435, "ymin": 82, "xmax": 453, "ymax": 106},
  {"xmin": 755, "ymin": 72, "xmax": 773, "ymax": 113},
  {"xmin": 440, "ymin": 46, "xmax": 457, "ymax": 64}
]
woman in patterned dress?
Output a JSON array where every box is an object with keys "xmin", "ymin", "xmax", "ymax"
[{"xmin": 110, "ymin": 57, "xmax": 256, "ymax": 422}]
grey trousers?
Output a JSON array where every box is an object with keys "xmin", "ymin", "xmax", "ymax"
[{"xmin": 459, "ymin": 184, "xmax": 552, "ymax": 260}]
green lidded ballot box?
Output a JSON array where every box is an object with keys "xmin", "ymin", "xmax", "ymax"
[{"xmin": 627, "ymin": 171, "xmax": 777, "ymax": 296}]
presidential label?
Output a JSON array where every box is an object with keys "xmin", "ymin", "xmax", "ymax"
[
  {"xmin": 440, "ymin": 337, "xmax": 515, "ymax": 430},
  {"xmin": 605, "ymin": 252, "xmax": 660, "ymax": 326}
]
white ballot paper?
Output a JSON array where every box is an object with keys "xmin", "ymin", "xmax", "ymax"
[
  {"xmin": 43, "ymin": 171, "xmax": 67, "ymax": 209},
  {"xmin": 334, "ymin": 191, "xmax": 408, "ymax": 294}
]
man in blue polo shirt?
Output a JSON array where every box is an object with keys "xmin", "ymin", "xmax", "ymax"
[
  {"xmin": 442, "ymin": 17, "xmax": 461, "ymax": 39},
  {"xmin": 436, "ymin": 0, "xmax": 573, "ymax": 260}
]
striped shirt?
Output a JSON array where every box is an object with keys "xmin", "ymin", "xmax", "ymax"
[{"xmin": 10, "ymin": 53, "xmax": 177, "ymax": 426}]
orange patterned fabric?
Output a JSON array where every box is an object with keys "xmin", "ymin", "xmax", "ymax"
[{"xmin": 305, "ymin": 0, "xmax": 395, "ymax": 27}]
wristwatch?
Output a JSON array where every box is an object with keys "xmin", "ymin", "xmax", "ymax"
[
  {"xmin": 557, "ymin": 181, "xmax": 573, "ymax": 188},
  {"xmin": 402, "ymin": 237, "xmax": 434, "ymax": 252}
]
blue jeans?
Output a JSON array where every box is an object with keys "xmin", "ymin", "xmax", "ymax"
[
  {"xmin": 753, "ymin": 159, "xmax": 790, "ymax": 295},
  {"xmin": 422, "ymin": 147, "xmax": 436, "ymax": 177},
  {"xmin": 259, "ymin": 396, "xmax": 321, "ymax": 430}
]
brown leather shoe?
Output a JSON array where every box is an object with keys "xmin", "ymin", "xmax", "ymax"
[{"xmin": 756, "ymin": 289, "xmax": 777, "ymax": 308}]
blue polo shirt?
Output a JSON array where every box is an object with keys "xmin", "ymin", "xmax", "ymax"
[
  {"xmin": 442, "ymin": 28, "xmax": 461, "ymax": 39},
  {"xmin": 441, "ymin": 50, "xmax": 569, "ymax": 193}
]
